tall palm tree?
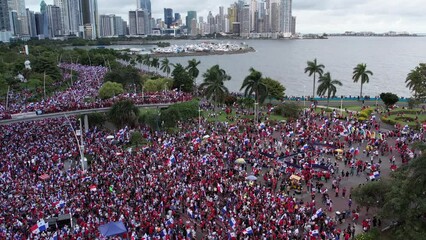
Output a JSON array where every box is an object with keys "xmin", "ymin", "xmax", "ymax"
[
  {"xmin": 160, "ymin": 58, "xmax": 171, "ymax": 77},
  {"xmin": 317, "ymin": 72, "xmax": 343, "ymax": 106},
  {"xmin": 151, "ymin": 57, "xmax": 160, "ymax": 73},
  {"xmin": 304, "ymin": 58, "xmax": 325, "ymax": 98},
  {"xmin": 136, "ymin": 55, "xmax": 144, "ymax": 70},
  {"xmin": 186, "ymin": 58, "xmax": 201, "ymax": 80},
  {"xmin": 142, "ymin": 55, "xmax": 151, "ymax": 72},
  {"xmin": 405, "ymin": 65, "xmax": 426, "ymax": 99},
  {"xmin": 352, "ymin": 63, "xmax": 373, "ymax": 99},
  {"xmin": 200, "ymin": 65, "xmax": 231, "ymax": 105},
  {"xmin": 240, "ymin": 67, "xmax": 268, "ymax": 104}
]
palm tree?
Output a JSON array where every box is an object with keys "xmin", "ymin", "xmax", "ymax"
[
  {"xmin": 160, "ymin": 58, "xmax": 171, "ymax": 77},
  {"xmin": 317, "ymin": 72, "xmax": 343, "ymax": 106},
  {"xmin": 304, "ymin": 58, "xmax": 325, "ymax": 98},
  {"xmin": 240, "ymin": 67, "xmax": 268, "ymax": 104},
  {"xmin": 186, "ymin": 58, "xmax": 201, "ymax": 80},
  {"xmin": 151, "ymin": 57, "xmax": 160, "ymax": 73},
  {"xmin": 108, "ymin": 100, "xmax": 139, "ymax": 128},
  {"xmin": 352, "ymin": 63, "xmax": 373, "ymax": 99},
  {"xmin": 142, "ymin": 55, "xmax": 151, "ymax": 72},
  {"xmin": 136, "ymin": 55, "xmax": 144, "ymax": 70},
  {"xmin": 405, "ymin": 66, "xmax": 426, "ymax": 99},
  {"xmin": 200, "ymin": 65, "xmax": 231, "ymax": 105}
]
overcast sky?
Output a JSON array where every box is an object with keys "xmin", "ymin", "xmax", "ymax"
[{"xmin": 26, "ymin": 0, "xmax": 425, "ymax": 33}]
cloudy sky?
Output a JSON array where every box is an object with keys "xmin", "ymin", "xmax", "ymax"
[{"xmin": 26, "ymin": 0, "xmax": 425, "ymax": 33}]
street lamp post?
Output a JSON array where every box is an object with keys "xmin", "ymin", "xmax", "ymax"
[
  {"xmin": 340, "ymin": 96, "xmax": 343, "ymax": 114},
  {"xmin": 179, "ymin": 84, "xmax": 184, "ymax": 102},
  {"xmin": 254, "ymin": 102, "xmax": 259, "ymax": 124},
  {"xmin": 64, "ymin": 115, "xmax": 85, "ymax": 171},
  {"xmin": 198, "ymin": 105, "xmax": 202, "ymax": 133}
]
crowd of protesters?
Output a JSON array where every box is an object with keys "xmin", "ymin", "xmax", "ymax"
[
  {"xmin": 1, "ymin": 100, "xmax": 423, "ymax": 239},
  {"xmin": 0, "ymin": 63, "xmax": 192, "ymax": 119}
]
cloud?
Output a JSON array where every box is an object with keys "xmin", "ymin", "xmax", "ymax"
[{"xmin": 25, "ymin": 0, "xmax": 426, "ymax": 33}]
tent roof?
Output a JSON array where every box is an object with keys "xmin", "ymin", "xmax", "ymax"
[{"xmin": 98, "ymin": 221, "xmax": 127, "ymax": 237}]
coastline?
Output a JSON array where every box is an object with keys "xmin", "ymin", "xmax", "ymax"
[{"xmin": 148, "ymin": 47, "xmax": 256, "ymax": 58}]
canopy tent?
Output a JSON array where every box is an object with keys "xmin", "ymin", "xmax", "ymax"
[{"xmin": 98, "ymin": 221, "xmax": 127, "ymax": 237}]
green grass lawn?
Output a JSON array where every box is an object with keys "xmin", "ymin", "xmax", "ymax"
[{"xmin": 205, "ymin": 110, "xmax": 286, "ymax": 123}]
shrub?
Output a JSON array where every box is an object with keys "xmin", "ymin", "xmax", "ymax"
[
  {"xmin": 274, "ymin": 102, "xmax": 300, "ymax": 119},
  {"xmin": 130, "ymin": 131, "xmax": 144, "ymax": 147},
  {"xmin": 380, "ymin": 92, "xmax": 399, "ymax": 107},
  {"xmin": 224, "ymin": 95, "xmax": 237, "ymax": 106},
  {"xmin": 99, "ymin": 81, "xmax": 124, "ymax": 99}
]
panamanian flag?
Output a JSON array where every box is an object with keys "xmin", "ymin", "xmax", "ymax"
[
  {"xmin": 229, "ymin": 217, "xmax": 236, "ymax": 229},
  {"xmin": 53, "ymin": 200, "xmax": 65, "ymax": 208},
  {"xmin": 30, "ymin": 219, "xmax": 48, "ymax": 234},
  {"xmin": 243, "ymin": 226, "xmax": 253, "ymax": 235}
]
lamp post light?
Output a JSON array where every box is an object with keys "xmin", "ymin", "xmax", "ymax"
[
  {"xmin": 198, "ymin": 105, "xmax": 202, "ymax": 133},
  {"xmin": 340, "ymin": 96, "xmax": 343, "ymax": 114},
  {"xmin": 180, "ymin": 84, "xmax": 184, "ymax": 102},
  {"xmin": 254, "ymin": 102, "xmax": 259, "ymax": 124},
  {"xmin": 64, "ymin": 115, "xmax": 85, "ymax": 171}
]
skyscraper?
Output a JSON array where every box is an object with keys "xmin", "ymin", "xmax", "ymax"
[
  {"xmin": 26, "ymin": 8, "xmax": 36, "ymax": 37},
  {"xmin": 0, "ymin": 0, "xmax": 10, "ymax": 31},
  {"xmin": 54, "ymin": 0, "xmax": 70, "ymax": 35},
  {"xmin": 129, "ymin": 9, "xmax": 146, "ymax": 35},
  {"xmin": 164, "ymin": 8, "xmax": 173, "ymax": 28},
  {"xmin": 240, "ymin": 4, "xmax": 250, "ymax": 36},
  {"xmin": 137, "ymin": 0, "xmax": 150, "ymax": 13},
  {"xmin": 47, "ymin": 4, "xmax": 62, "ymax": 37},
  {"xmin": 280, "ymin": 0, "xmax": 292, "ymax": 34},
  {"xmin": 8, "ymin": 0, "xmax": 29, "ymax": 35},
  {"xmin": 137, "ymin": 0, "xmax": 151, "ymax": 34},
  {"xmin": 80, "ymin": 0, "xmax": 98, "ymax": 39},
  {"xmin": 186, "ymin": 10, "xmax": 196, "ymax": 34},
  {"xmin": 66, "ymin": 0, "xmax": 81, "ymax": 36}
]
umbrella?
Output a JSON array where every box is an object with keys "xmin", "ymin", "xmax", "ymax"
[
  {"xmin": 335, "ymin": 149, "xmax": 343, "ymax": 153},
  {"xmin": 106, "ymin": 135, "xmax": 114, "ymax": 139},
  {"xmin": 203, "ymin": 135, "xmax": 210, "ymax": 139},
  {"xmin": 246, "ymin": 175, "xmax": 257, "ymax": 181},
  {"xmin": 235, "ymin": 158, "xmax": 246, "ymax": 164}
]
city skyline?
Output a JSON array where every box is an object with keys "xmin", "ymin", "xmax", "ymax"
[{"xmin": 24, "ymin": 0, "xmax": 425, "ymax": 33}]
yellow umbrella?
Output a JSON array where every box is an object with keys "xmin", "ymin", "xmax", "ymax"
[
  {"xmin": 235, "ymin": 158, "xmax": 246, "ymax": 164},
  {"xmin": 335, "ymin": 149, "xmax": 344, "ymax": 153}
]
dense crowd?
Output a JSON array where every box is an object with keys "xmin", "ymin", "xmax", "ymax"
[
  {"xmin": 0, "ymin": 63, "xmax": 192, "ymax": 119},
  {"xmin": 0, "ymin": 104, "xmax": 422, "ymax": 239}
]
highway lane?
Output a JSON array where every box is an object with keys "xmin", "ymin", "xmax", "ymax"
[{"xmin": 0, "ymin": 103, "xmax": 172, "ymax": 125}]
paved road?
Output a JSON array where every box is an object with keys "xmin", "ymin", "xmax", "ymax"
[{"xmin": 0, "ymin": 103, "xmax": 172, "ymax": 125}]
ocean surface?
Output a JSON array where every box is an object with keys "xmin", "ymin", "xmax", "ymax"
[{"xmin": 96, "ymin": 37, "xmax": 426, "ymax": 97}]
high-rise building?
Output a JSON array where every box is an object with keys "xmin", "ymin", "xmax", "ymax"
[
  {"xmin": 137, "ymin": 0, "xmax": 150, "ymax": 13},
  {"xmin": 280, "ymin": 0, "xmax": 292, "ymax": 34},
  {"xmin": 241, "ymin": 4, "xmax": 250, "ymax": 36},
  {"xmin": 0, "ymin": 0, "xmax": 11, "ymax": 31},
  {"xmin": 80, "ymin": 0, "xmax": 98, "ymax": 39},
  {"xmin": 186, "ymin": 10, "xmax": 196, "ymax": 34},
  {"xmin": 53, "ymin": 0, "xmax": 70, "ymax": 35},
  {"xmin": 8, "ymin": 0, "xmax": 29, "ymax": 35},
  {"xmin": 26, "ymin": 8, "xmax": 36, "ymax": 37},
  {"xmin": 164, "ymin": 8, "xmax": 173, "ymax": 28},
  {"xmin": 270, "ymin": 1, "xmax": 279, "ymax": 32},
  {"xmin": 66, "ymin": 0, "xmax": 81, "ymax": 36},
  {"xmin": 137, "ymin": 0, "xmax": 151, "ymax": 34},
  {"xmin": 99, "ymin": 14, "xmax": 112, "ymax": 37},
  {"xmin": 47, "ymin": 5, "xmax": 62, "ymax": 38},
  {"xmin": 227, "ymin": 4, "xmax": 237, "ymax": 33},
  {"xmin": 291, "ymin": 16, "xmax": 296, "ymax": 34},
  {"xmin": 129, "ymin": 9, "xmax": 146, "ymax": 35},
  {"xmin": 113, "ymin": 16, "xmax": 124, "ymax": 36},
  {"xmin": 218, "ymin": 6, "xmax": 224, "ymax": 32}
]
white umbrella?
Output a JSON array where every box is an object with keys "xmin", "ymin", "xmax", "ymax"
[
  {"xmin": 106, "ymin": 135, "xmax": 114, "ymax": 139},
  {"xmin": 246, "ymin": 175, "xmax": 257, "ymax": 181},
  {"xmin": 235, "ymin": 158, "xmax": 246, "ymax": 164},
  {"xmin": 203, "ymin": 135, "xmax": 210, "ymax": 139}
]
